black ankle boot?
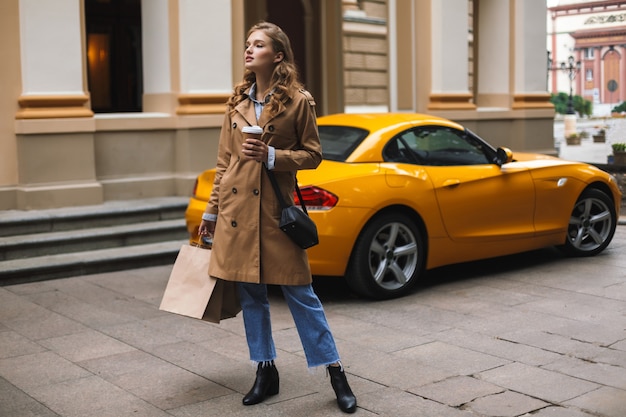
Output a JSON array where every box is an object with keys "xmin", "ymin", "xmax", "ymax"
[
  {"xmin": 328, "ymin": 364, "xmax": 357, "ymax": 413},
  {"xmin": 242, "ymin": 362, "xmax": 279, "ymax": 406}
]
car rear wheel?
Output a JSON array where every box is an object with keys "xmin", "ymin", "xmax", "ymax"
[
  {"xmin": 346, "ymin": 212, "xmax": 425, "ymax": 299},
  {"xmin": 560, "ymin": 188, "xmax": 617, "ymax": 256}
]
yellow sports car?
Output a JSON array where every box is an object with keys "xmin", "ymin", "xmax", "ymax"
[{"xmin": 186, "ymin": 113, "xmax": 621, "ymax": 299}]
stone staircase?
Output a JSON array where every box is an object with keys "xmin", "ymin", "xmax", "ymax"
[{"xmin": 0, "ymin": 197, "xmax": 190, "ymax": 285}]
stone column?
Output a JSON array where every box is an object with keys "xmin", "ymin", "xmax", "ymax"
[
  {"xmin": 16, "ymin": 0, "xmax": 92, "ymax": 119},
  {"xmin": 142, "ymin": 0, "xmax": 234, "ymax": 115},
  {"xmin": 511, "ymin": 0, "xmax": 553, "ymax": 111},
  {"xmin": 428, "ymin": 0, "xmax": 475, "ymax": 110},
  {"xmin": 475, "ymin": 0, "xmax": 510, "ymax": 108},
  {"xmin": 14, "ymin": 0, "xmax": 101, "ymax": 209}
]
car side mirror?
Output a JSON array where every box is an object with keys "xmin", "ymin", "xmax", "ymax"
[{"xmin": 494, "ymin": 147, "xmax": 513, "ymax": 167}]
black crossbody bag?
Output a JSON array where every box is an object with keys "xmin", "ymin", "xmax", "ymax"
[{"xmin": 264, "ymin": 166, "xmax": 319, "ymax": 249}]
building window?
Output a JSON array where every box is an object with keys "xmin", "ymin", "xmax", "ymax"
[
  {"xmin": 584, "ymin": 47, "xmax": 594, "ymax": 59},
  {"xmin": 586, "ymin": 68, "xmax": 593, "ymax": 81},
  {"xmin": 85, "ymin": 0, "xmax": 143, "ymax": 113}
]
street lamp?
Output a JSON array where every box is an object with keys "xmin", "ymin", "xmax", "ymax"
[{"xmin": 560, "ymin": 55, "xmax": 581, "ymax": 115}]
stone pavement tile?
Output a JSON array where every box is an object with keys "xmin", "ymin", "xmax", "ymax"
[
  {"xmin": 29, "ymin": 375, "xmax": 171, "ymax": 417},
  {"xmin": 520, "ymin": 296, "xmax": 625, "ymax": 329},
  {"xmin": 611, "ymin": 338, "xmax": 626, "ymax": 351},
  {"xmin": 82, "ymin": 265, "xmax": 171, "ymax": 305},
  {"xmin": 273, "ymin": 392, "xmax": 377, "ymax": 417},
  {"xmin": 590, "ymin": 346, "xmax": 626, "ymax": 368},
  {"xmin": 81, "ymin": 348, "xmax": 237, "ymax": 410},
  {"xmin": 335, "ymin": 340, "xmax": 454, "ymax": 391},
  {"xmin": 530, "ymin": 406, "xmax": 597, "ymax": 417},
  {"xmin": 477, "ymin": 362, "xmax": 599, "ymax": 403},
  {"xmin": 501, "ymin": 329, "xmax": 614, "ymax": 360},
  {"xmin": 597, "ymin": 281, "xmax": 626, "ymax": 303},
  {"xmin": 38, "ymin": 330, "xmax": 137, "ymax": 362},
  {"xmin": 42, "ymin": 278, "xmax": 163, "ymax": 321},
  {"xmin": 4, "ymin": 279, "xmax": 62, "ymax": 296},
  {"xmin": 447, "ymin": 284, "xmax": 543, "ymax": 307},
  {"xmin": 101, "ymin": 358, "xmax": 232, "ymax": 410},
  {"xmin": 321, "ymin": 312, "xmax": 433, "ymax": 353},
  {"xmin": 23, "ymin": 288, "xmax": 136, "ymax": 330},
  {"xmin": 98, "ymin": 319, "xmax": 185, "ymax": 351},
  {"xmin": 2, "ymin": 306, "xmax": 88, "ymax": 341},
  {"xmin": 565, "ymin": 386, "xmax": 626, "ymax": 417},
  {"xmin": 169, "ymin": 393, "xmax": 291, "ymax": 417},
  {"xmin": 196, "ymin": 333, "xmax": 254, "ymax": 364},
  {"xmin": 0, "ymin": 351, "xmax": 91, "ymax": 390},
  {"xmin": 465, "ymin": 390, "xmax": 548, "ymax": 417},
  {"xmin": 143, "ymin": 313, "xmax": 237, "ymax": 344},
  {"xmin": 0, "ymin": 377, "xmax": 59, "ymax": 417},
  {"xmin": 329, "ymin": 298, "xmax": 454, "ymax": 336},
  {"xmin": 542, "ymin": 356, "xmax": 626, "ymax": 390},
  {"xmin": 149, "ymin": 341, "xmax": 255, "ymax": 394},
  {"xmin": 0, "ymin": 330, "xmax": 47, "ymax": 359},
  {"xmin": 435, "ymin": 328, "xmax": 563, "ymax": 367},
  {"xmin": 547, "ymin": 321, "xmax": 626, "ymax": 346},
  {"xmin": 357, "ymin": 386, "xmax": 476, "ymax": 417},
  {"xmin": 409, "ymin": 375, "xmax": 503, "ymax": 407},
  {"xmin": 395, "ymin": 341, "xmax": 510, "ymax": 375}
]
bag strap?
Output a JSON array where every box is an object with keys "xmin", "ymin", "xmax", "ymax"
[{"xmin": 263, "ymin": 165, "xmax": 309, "ymax": 215}]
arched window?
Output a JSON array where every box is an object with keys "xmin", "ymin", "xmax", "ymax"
[{"xmin": 85, "ymin": 0, "xmax": 143, "ymax": 113}]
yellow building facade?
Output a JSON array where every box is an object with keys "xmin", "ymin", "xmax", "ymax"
[{"xmin": 0, "ymin": 0, "xmax": 553, "ymax": 210}]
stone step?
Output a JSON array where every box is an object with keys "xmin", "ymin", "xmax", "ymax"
[
  {"xmin": 0, "ymin": 219, "xmax": 187, "ymax": 261},
  {"xmin": 0, "ymin": 197, "xmax": 188, "ymax": 237},
  {"xmin": 0, "ymin": 197, "xmax": 192, "ymax": 284},
  {"xmin": 0, "ymin": 240, "xmax": 186, "ymax": 285}
]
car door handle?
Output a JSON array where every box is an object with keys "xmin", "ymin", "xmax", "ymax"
[{"xmin": 442, "ymin": 179, "xmax": 461, "ymax": 188}]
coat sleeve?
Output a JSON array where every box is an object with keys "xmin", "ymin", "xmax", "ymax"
[
  {"xmin": 205, "ymin": 110, "xmax": 233, "ymax": 216},
  {"xmin": 273, "ymin": 90, "xmax": 322, "ymax": 171}
]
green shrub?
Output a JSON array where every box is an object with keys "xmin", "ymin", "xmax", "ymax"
[
  {"xmin": 612, "ymin": 101, "xmax": 626, "ymax": 113},
  {"xmin": 612, "ymin": 143, "xmax": 626, "ymax": 152},
  {"xmin": 550, "ymin": 93, "xmax": 593, "ymax": 117}
]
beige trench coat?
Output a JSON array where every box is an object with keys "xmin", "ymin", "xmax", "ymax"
[{"xmin": 204, "ymin": 88, "xmax": 322, "ymax": 285}]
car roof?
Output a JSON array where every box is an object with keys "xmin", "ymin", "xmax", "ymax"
[
  {"xmin": 317, "ymin": 113, "xmax": 465, "ymax": 131},
  {"xmin": 317, "ymin": 113, "xmax": 467, "ymax": 163}
]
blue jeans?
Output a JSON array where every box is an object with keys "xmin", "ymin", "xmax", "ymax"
[{"xmin": 238, "ymin": 282, "xmax": 340, "ymax": 368}]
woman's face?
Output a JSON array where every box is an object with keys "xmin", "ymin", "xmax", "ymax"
[{"xmin": 244, "ymin": 30, "xmax": 283, "ymax": 75}]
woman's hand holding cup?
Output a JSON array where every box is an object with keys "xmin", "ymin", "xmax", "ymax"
[{"xmin": 242, "ymin": 126, "xmax": 266, "ymax": 162}]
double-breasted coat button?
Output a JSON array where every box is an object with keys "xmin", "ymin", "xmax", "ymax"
[
  {"xmin": 253, "ymin": 189, "xmax": 259, "ymax": 195},
  {"xmin": 232, "ymin": 122, "xmax": 237, "ymax": 128},
  {"xmin": 231, "ymin": 220, "xmax": 237, "ymax": 227},
  {"xmin": 232, "ymin": 187, "xmax": 237, "ymax": 194},
  {"xmin": 268, "ymin": 125, "xmax": 275, "ymax": 132}
]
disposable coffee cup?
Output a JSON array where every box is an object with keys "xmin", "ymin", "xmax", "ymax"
[{"xmin": 242, "ymin": 125, "xmax": 263, "ymax": 140}]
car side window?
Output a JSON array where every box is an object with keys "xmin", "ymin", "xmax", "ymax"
[{"xmin": 385, "ymin": 126, "xmax": 491, "ymax": 166}]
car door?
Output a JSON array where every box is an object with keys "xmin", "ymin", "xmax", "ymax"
[{"xmin": 396, "ymin": 126, "xmax": 537, "ymax": 242}]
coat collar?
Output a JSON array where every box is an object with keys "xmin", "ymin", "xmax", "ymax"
[{"xmin": 235, "ymin": 86, "xmax": 289, "ymax": 128}]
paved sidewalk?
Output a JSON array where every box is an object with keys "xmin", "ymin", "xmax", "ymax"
[{"xmin": 1, "ymin": 227, "xmax": 626, "ymax": 417}]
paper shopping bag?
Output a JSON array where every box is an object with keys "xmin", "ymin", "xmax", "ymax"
[{"xmin": 159, "ymin": 244, "xmax": 240, "ymax": 323}]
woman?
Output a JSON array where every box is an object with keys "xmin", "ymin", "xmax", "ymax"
[{"xmin": 198, "ymin": 22, "xmax": 357, "ymax": 413}]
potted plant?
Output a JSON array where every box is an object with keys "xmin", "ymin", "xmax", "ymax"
[
  {"xmin": 566, "ymin": 133, "xmax": 581, "ymax": 145},
  {"xmin": 593, "ymin": 128, "xmax": 606, "ymax": 143},
  {"xmin": 612, "ymin": 143, "xmax": 626, "ymax": 165}
]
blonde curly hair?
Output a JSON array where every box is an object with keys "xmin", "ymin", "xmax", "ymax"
[{"xmin": 227, "ymin": 21, "xmax": 302, "ymax": 116}]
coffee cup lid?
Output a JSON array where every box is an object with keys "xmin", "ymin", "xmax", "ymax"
[{"xmin": 242, "ymin": 125, "xmax": 263, "ymax": 134}]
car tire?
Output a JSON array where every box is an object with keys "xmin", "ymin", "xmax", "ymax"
[
  {"xmin": 559, "ymin": 188, "xmax": 617, "ymax": 257},
  {"xmin": 346, "ymin": 212, "xmax": 425, "ymax": 300}
]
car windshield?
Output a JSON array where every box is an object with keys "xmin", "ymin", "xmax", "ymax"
[{"xmin": 319, "ymin": 125, "xmax": 369, "ymax": 161}]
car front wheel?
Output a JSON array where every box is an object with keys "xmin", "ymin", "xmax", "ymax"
[
  {"xmin": 560, "ymin": 188, "xmax": 617, "ymax": 256},
  {"xmin": 346, "ymin": 212, "xmax": 425, "ymax": 299}
]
